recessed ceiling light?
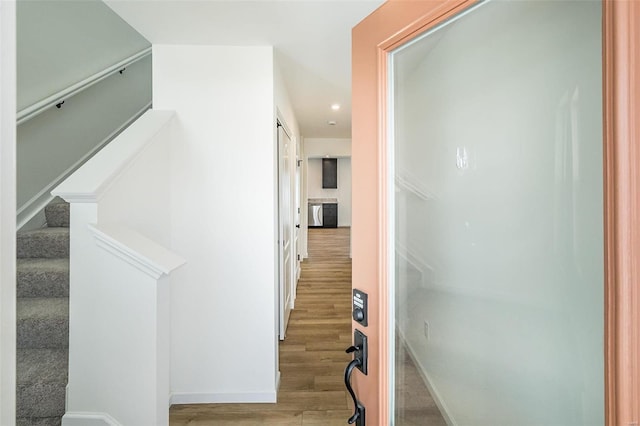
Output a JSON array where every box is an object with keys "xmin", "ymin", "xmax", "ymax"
[
  {"xmin": 331, "ymin": 104, "xmax": 340, "ymax": 111},
  {"xmin": 328, "ymin": 120, "xmax": 337, "ymax": 126}
]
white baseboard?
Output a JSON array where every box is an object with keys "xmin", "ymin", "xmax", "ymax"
[
  {"xmin": 170, "ymin": 389, "xmax": 277, "ymax": 405},
  {"xmin": 395, "ymin": 246, "xmax": 455, "ymax": 424},
  {"xmin": 62, "ymin": 412, "xmax": 122, "ymax": 426},
  {"xmin": 16, "ymin": 102, "xmax": 152, "ymax": 231},
  {"xmin": 397, "ymin": 329, "xmax": 457, "ymax": 426}
]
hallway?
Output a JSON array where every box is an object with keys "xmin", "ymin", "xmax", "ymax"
[{"xmin": 169, "ymin": 227, "xmax": 353, "ymax": 425}]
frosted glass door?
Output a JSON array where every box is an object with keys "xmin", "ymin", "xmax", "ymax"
[{"xmin": 389, "ymin": 1, "xmax": 603, "ymax": 425}]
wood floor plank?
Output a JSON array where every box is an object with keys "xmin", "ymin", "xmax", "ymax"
[
  {"xmin": 171, "ymin": 411, "xmax": 303, "ymax": 426},
  {"xmin": 301, "ymin": 410, "xmax": 354, "ymax": 425}
]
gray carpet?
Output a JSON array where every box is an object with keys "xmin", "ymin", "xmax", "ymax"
[{"xmin": 16, "ymin": 200, "xmax": 69, "ymax": 426}]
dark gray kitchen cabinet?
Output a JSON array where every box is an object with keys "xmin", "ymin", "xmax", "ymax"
[
  {"xmin": 322, "ymin": 158, "xmax": 338, "ymax": 188},
  {"xmin": 323, "ymin": 203, "xmax": 338, "ymax": 228}
]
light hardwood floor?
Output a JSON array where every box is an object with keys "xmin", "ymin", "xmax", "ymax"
[
  {"xmin": 170, "ymin": 227, "xmax": 446, "ymax": 425},
  {"xmin": 169, "ymin": 227, "xmax": 354, "ymax": 425}
]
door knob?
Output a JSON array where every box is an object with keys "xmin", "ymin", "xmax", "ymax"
[
  {"xmin": 352, "ymin": 307, "xmax": 364, "ymax": 322},
  {"xmin": 295, "ymin": 224, "xmax": 300, "ymax": 228}
]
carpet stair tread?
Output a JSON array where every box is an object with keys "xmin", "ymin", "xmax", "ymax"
[
  {"xmin": 17, "ymin": 348, "xmax": 68, "ymax": 384},
  {"xmin": 44, "ymin": 201, "xmax": 69, "ymax": 228},
  {"xmin": 16, "ymin": 349, "xmax": 67, "ymax": 419},
  {"xmin": 17, "ymin": 259, "xmax": 69, "ymax": 298},
  {"xmin": 16, "ymin": 417, "xmax": 62, "ymax": 426},
  {"xmin": 16, "ymin": 298, "xmax": 69, "ymax": 349},
  {"xmin": 17, "ymin": 228, "xmax": 69, "ymax": 259}
]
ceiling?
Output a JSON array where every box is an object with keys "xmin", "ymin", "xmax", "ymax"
[{"xmin": 104, "ymin": 0, "xmax": 385, "ymax": 139}]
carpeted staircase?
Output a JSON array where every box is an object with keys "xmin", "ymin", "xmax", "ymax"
[{"xmin": 16, "ymin": 199, "xmax": 70, "ymax": 426}]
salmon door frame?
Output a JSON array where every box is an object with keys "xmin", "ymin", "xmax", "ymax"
[{"xmin": 351, "ymin": 1, "xmax": 640, "ymax": 424}]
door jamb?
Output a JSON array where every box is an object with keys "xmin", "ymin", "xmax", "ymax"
[{"xmin": 603, "ymin": 2, "xmax": 640, "ymax": 423}]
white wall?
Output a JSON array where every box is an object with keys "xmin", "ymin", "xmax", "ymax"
[
  {"xmin": 307, "ymin": 158, "xmax": 352, "ymax": 227},
  {"xmin": 394, "ymin": 2, "xmax": 602, "ymax": 425},
  {"xmin": 298, "ymin": 137, "xmax": 307, "ymax": 257},
  {"xmin": 17, "ymin": 0, "xmax": 150, "ymax": 110},
  {"xmin": 274, "ymin": 59, "xmax": 300, "ymax": 141},
  {"xmin": 153, "ymin": 45, "xmax": 279, "ymax": 402},
  {"xmin": 0, "ymin": 1, "xmax": 16, "ymax": 424},
  {"xmin": 305, "ymin": 138, "xmax": 351, "ymax": 158}
]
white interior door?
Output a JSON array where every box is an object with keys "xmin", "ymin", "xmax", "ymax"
[{"xmin": 278, "ymin": 121, "xmax": 293, "ymax": 340}]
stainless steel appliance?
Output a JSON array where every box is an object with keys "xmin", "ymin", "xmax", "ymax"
[{"xmin": 308, "ymin": 203, "xmax": 323, "ymax": 227}]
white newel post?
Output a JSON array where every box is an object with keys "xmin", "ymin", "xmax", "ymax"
[{"xmin": 53, "ymin": 111, "xmax": 183, "ymax": 426}]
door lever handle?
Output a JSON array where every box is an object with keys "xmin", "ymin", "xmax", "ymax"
[
  {"xmin": 344, "ymin": 330, "xmax": 367, "ymax": 425},
  {"xmin": 345, "ymin": 345, "xmax": 360, "ymax": 354},
  {"xmin": 344, "ymin": 358, "xmax": 365, "ymax": 424}
]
